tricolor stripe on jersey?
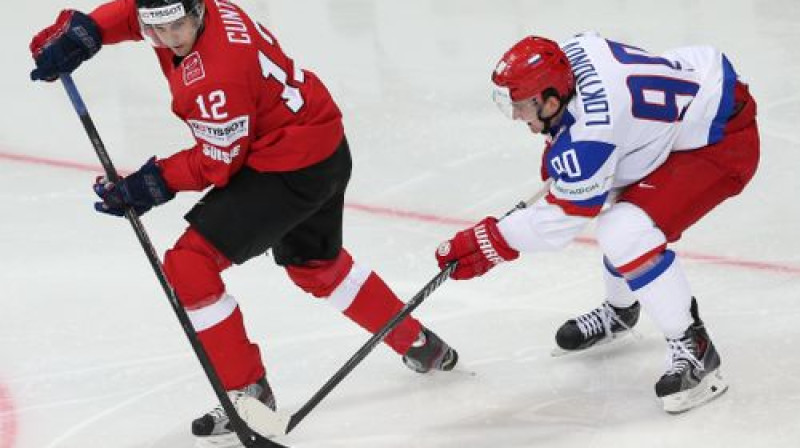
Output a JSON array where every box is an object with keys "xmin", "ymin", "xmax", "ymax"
[{"xmin": 708, "ymin": 55, "xmax": 738, "ymax": 145}]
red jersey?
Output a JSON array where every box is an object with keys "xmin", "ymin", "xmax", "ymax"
[{"xmin": 90, "ymin": 0, "xmax": 344, "ymax": 191}]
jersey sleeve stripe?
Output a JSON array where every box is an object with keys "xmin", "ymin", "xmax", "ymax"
[{"xmin": 545, "ymin": 192, "xmax": 607, "ymax": 217}]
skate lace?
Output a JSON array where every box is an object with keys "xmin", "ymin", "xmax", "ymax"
[
  {"xmin": 576, "ymin": 302, "xmax": 635, "ymax": 339},
  {"xmin": 664, "ymin": 337, "xmax": 704, "ymax": 376},
  {"xmin": 207, "ymin": 403, "xmax": 228, "ymax": 422},
  {"xmin": 204, "ymin": 388, "xmax": 255, "ymax": 423}
]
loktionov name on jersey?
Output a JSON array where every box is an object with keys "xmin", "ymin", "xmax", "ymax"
[{"xmin": 562, "ymin": 41, "xmax": 610, "ymax": 127}]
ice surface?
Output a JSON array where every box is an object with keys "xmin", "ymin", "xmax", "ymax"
[{"xmin": 2, "ymin": 1, "xmax": 799, "ymax": 447}]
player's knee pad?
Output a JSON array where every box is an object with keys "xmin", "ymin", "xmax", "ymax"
[
  {"xmin": 596, "ymin": 202, "xmax": 666, "ymax": 265},
  {"xmin": 285, "ymin": 249, "xmax": 353, "ymax": 298},
  {"xmin": 596, "ymin": 202, "xmax": 672, "ymax": 291},
  {"xmin": 164, "ymin": 228, "xmax": 232, "ymax": 308},
  {"xmin": 286, "ymin": 249, "xmax": 372, "ymax": 308}
]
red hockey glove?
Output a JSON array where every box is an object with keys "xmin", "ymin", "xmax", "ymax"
[{"xmin": 435, "ymin": 217, "xmax": 519, "ymax": 280}]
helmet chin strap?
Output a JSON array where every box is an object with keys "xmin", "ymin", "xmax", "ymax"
[{"xmin": 535, "ymin": 97, "xmax": 566, "ymax": 135}]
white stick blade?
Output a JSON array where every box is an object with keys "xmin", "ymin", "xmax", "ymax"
[{"xmin": 235, "ymin": 395, "xmax": 291, "ymax": 437}]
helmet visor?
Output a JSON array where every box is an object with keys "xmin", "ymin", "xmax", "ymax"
[
  {"xmin": 137, "ymin": 3, "xmax": 203, "ymax": 49},
  {"xmin": 492, "ymin": 84, "xmax": 514, "ymax": 119},
  {"xmin": 493, "ymin": 84, "xmax": 541, "ymax": 122}
]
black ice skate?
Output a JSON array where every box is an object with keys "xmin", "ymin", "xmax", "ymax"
[
  {"xmin": 402, "ymin": 327, "xmax": 459, "ymax": 373},
  {"xmin": 553, "ymin": 300, "xmax": 641, "ymax": 355},
  {"xmin": 193, "ymin": 377, "xmax": 276, "ymax": 447},
  {"xmin": 655, "ymin": 298, "xmax": 728, "ymax": 414}
]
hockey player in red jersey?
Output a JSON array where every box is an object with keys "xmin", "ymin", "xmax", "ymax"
[
  {"xmin": 435, "ymin": 34, "xmax": 759, "ymax": 414},
  {"xmin": 29, "ymin": 0, "xmax": 458, "ymax": 442}
]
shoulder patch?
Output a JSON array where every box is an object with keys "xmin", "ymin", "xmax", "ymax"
[{"xmin": 183, "ymin": 52, "xmax": 206, "ymax": 86}]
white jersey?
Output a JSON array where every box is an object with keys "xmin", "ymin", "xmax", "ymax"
[{"xmin": 498, "ymin": 31, "xmax": 739, "ymax": 253}]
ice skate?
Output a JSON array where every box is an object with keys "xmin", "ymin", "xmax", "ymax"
[
  {"xmin": 656, "ymin": 298, "xmax": 728, "ymax": 413},
  {"xmin": 552, "ymin": 300, "xmax": 641, "ymax": 356},
  {"xmin": 402, "ymin": 327, "xmax": 459, "ymax": 373},
  {"xmin": 193, "ymin": 377, "xmax": 276, "ymax": 448}
]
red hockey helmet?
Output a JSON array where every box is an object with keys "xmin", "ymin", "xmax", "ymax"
[{"xmin": 491, "ymin": 36, "xmax": 574, "ymax": 116}]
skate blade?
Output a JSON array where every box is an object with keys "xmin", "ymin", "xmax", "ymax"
[
  {"xmin": 194, "ymin": 432, "xmax": 242, "ymax": 448},
  {"xmin": 550, "ymin": 330, "xmax": 637, "ymax": 357},
  {"xmin": 662, "ymin": 368, "xmax": 729, "ymax": 414},
  {"xmin": 235, "ymin": 395, "xmax": 291, "ymax": 437}
]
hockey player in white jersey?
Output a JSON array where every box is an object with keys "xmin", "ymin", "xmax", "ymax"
[{"xmin": 435, "ymin": 32, "xmax": 759, "ymax": 413}]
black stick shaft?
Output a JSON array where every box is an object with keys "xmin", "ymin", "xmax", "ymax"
[
  {"xmin": 286, "ymin": 262, "xmax": 457, "ymax": 433},
  {"xmin": 283, "ymin": 180, "xmax": 551, "ymax": 434},
  {"xmin": 59, "ymin": 74, "xmax": 286, "ymax": 448}
]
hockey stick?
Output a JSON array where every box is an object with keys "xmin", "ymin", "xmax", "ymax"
[
  {"xmin": 59, "ymin": 74, "xmax": 288, "ymax": 448},
  {"xmin": 503, "ymin": 178, "xmax": 553, "ymax": 218},
  {"xmin": 237, "ymin": 179, "xmax": 554, "ymax": 436},
  {"xmin": 237, "ymin": 262, "xmax": 457, "ymax": 437}
]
